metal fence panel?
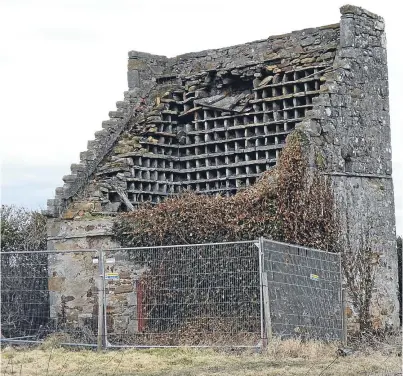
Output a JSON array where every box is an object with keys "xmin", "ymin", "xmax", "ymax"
[
  {"xmin": 261, "ymin": 239, "xmax": 342, "ymax": 341},
  {"xmin": 1, "ymin": 252, "xmax": 49, "ymax": 340},
  {"xmin": 1, "ymin": 239, "xmax": 342, "ymax": 348},
  {"xmin": 102, "ymin": 242, "xmax": 261, "ymax": 347},
  {"xmin": 1, "ymin": 250, "xmax": 101, "ymax": 346}
]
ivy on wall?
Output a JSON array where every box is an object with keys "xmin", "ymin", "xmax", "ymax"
[
  {"xmin": 112, "ymin": 131, "xmax": 337, "ymax": 251},
  {"xmin": 276, "ymin": 131, "xmax": 338, "ymax": 251}
]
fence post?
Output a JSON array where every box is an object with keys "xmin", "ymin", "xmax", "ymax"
[
  {"xmin": 341, "ymin": 288, "xmax": 348, "ymax": 346},
  {"xmin": 97, "ymin": 250, "xmax": 106, "ymax": 351},
  {"xmin": 101, "ymin": 250, "xmax": 108, "ymax": 349},
  {"xmin": 258, "ymin": 237, "xmax": 266, "ymax": 349},
  {"xmin": 339, "ymin": 253, "xmax": 347, "ymax": 346},
  {"xmin": 102, "ymin": 250, "xmax": 108, "ymax": 349},
  {"xmin": 260, "ymin": 238, "xmax": 273, "ymax": 344},
  {"xmin": 259, "ymin": 237, "xmax": 273, "ymax": 348},
  {"xmin": 262, "ymin": 272, "xmax": 273, "ymax": 343}
]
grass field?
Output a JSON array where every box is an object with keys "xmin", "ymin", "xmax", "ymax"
[{"xmin": 0, "ymin": 339, "xmax": 401, "ymax": 376}]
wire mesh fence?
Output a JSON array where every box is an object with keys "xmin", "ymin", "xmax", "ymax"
[
  {"xmin": 103, "ymin": 242, "xmax": 261, "ymax": 347},
  {"xmin": 0, "ymin": 238, "xmax": 344, "ymax": 349},
  {"xmin": 1, "ymin": 252, "xmax": 49, "ymax": 340},
  {"xmin": 0, "ymin": 250, "xmax": 101, "ymax": 345},
  {"xmin": 261, "ymin": 239, "xmax": 343, "ymax": 341}
]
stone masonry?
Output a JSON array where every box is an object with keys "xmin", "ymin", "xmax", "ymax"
[{"xmin": 46, "ymin": 5, "xmax": 400, "ymax": 334}]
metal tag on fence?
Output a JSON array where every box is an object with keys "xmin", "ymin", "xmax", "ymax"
[
  {"xmin": 105, "ymin": 273, "xmax": 119, "ymax": 280},
  {"xmin": 310, "ymin": 273, "xmax": 319, "ymax": 281}
]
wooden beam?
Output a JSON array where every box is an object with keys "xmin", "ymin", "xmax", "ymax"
[{"xmin": 111, "ymin": 184, "xmax": 135, "ymax": 212}]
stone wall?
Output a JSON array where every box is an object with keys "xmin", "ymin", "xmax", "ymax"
[
  {"xmin": 47, "ymin": 218, "xmax": 149, "ymax": 338},
  {"xmin": 296, "ymin": 5, "xmax": 399, "ymax": 329},
  {"xmin": 128, "ymin": 23, "xmax": 340, "ymax": 78}
]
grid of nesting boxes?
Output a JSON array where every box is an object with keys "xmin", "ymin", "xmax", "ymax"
[{"xmin": 126, "ymin": 65, "xmax": 326, "ymax": 205}]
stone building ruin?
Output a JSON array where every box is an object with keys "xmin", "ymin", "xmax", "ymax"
[{"xmin": 45, "ymin": 5, "xmax": 400, "ymax": 336}]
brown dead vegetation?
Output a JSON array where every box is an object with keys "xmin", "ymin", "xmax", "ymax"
[
  {"xmin": 113, "ymin": 131, "xmax": 337, "ymax": 251},
  {"xmin": 0, "ymin": 339, "xmax": 401, "ymax": 376}
]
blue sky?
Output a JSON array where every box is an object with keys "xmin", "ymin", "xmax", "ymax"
[{"xmin": 0, "ymin": 0, "xmax": 402, "ymax": 234}]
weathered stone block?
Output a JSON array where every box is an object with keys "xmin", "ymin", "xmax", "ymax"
[
  {"xmin": 340, "ymin": 17, "xmax": 355, "ymax": 48},
  {"xmin": 48, "ymin": 276, "xmax": 65, "ymax": 292},
  {"xmin": 114, "ymin": 284, "xmax": 134, "ymax": 294},
  {"xmin": 127, "ymin": 70, "xmax": 140, "ymax": 89}
]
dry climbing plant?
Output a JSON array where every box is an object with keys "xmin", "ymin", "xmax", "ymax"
[
  {"xmin": 112, "ymin": 170, "xmax": 279, "ymax": 247},
  {"xmin": 276, "ymin": 131, "xmax": 338, "ymax": 251},
  {"xmin": 342, "ymin": 231, "xmax": 377, "ymax": 335},
  {"xmin": 113, "ymin": 132, "xmax": 337, "ymax": 249}
]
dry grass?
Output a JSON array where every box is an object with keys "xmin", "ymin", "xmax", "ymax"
[{"xmin": 0, "ymin": 339, "xmax": 401, "ymax": 376}]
